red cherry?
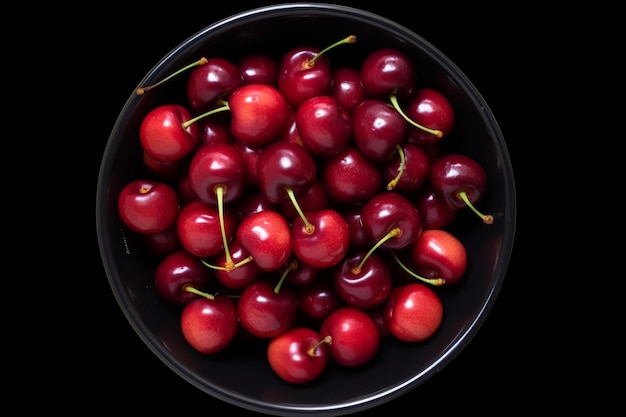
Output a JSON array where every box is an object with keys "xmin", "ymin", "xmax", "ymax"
[
  {"xmin": 321, "ymin": 146, "xmax": 382, "ymax": 205},
  {"xmin": 297, "ymin": 275, "xmax": 344, "ymax": 323},
  {"xmin": 154, "ymin": 249, "xmax": 211, "ymax": 305},
  {"xmin": 405, "ymin": 88, "xmax": 455, "ymax": 145},
  {"xmin": 295, "ymin": 95, "xmax": 352, "ymax": 157},
  {"xmin": 409, "ymin": 229, "xmax": 467, "ymax": 286},
  {"xmin": 267, "ymin": 327, "xmax": 329, "ymax": 384},
  {"xmin": 180, "ymin": 294, "xmax": 239, "ymax": 354},
  {"xmin": 382, "ymin": 142, "xmax": 430, "ymax": 193},
  {"xmin": 384, "ymin": 283, "xmax": 443, "ymax": 342},
  {"xmin": 176, "ymin": 200, "xmax": 236, "ymax": 258},
  {"xmin": 228, "ymin": 83, "xmax": 289, "ymax": 148},
  {"xmin": 186, "ymin": 57, "xmax": 243, "ymax": 113},
  {"xmin": 118, "ymin": 179, "xmax": 179, "ymax": 234},
  {"xmin": 238, "ymin": 53, "xmax": 279, "ymax": 87},
  {"xmin": 209, "ymin": 240, "xmax": 260, "ymax": 290},
  {"xmin": 139, "ymin": 104, "xmax": 200, "ymax": 162},
  {"xmin": 236, "ymin": 209, "xmax": 292, "ymax": 272},
  {"xmin": 412, "ymin": 187, "xmax": 458, "ymax": 230},
  {"xmin": 352, "ymin": 99, "xmax": 405, "ymax": 163},
  {"xmin": 333, "ymin": 251, "xmax": 393, "ymax": 309},
  {"xmin": 360, "ymin": 47, "xmax": 416, "ymax": 101},
  {"xmin": 331, "ymin": 67, "xmax": 365, "ymax": 115},
  {"xmin": 319, "ymin": 306, "xmax": 380, "ymax": 367},
  {"xmin": 237, "ymin": 279, "xmax": 298, "ymax": 338},
  {"xmin": 291, "ymin": 209, "xmax": 351, "ymax": 269}
]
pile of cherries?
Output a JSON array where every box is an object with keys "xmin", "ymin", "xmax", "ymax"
[{"xmin": 117, "ymin": 35, "xmax": 494, "ymax": 384}]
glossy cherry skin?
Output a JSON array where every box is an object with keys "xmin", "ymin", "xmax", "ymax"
[
  {"xmin": 384, "ymin": 282, "xmax": 443, "ymax": 342},
  {"xmin": 319, "ymin": 306, "xmax": 380, "ymax": 367},
  {"xmin": 257, "ymin": 141, "xmax": 317, "ymax": 204},
  {"xmin": 238, "ymin": 53, "xmax": 279, "ymax": 87},
  {"xmin": 232, "ymin": 139, "xmax": 264, "ymax": 187},
  {"xmin": 142, "ymin": 224, "xmax": 182, "ymax": 258},
  {"xmin": 118, "ymin": 179, "xmax": 179, "ymax": 234},
  {"xmin": 295, "ymin": 95, "xmax": 352, "ymax": 157},
  {"xmin": 321, "ymin": 146, "xmax": 382, "ymax": 205},
  {"xmin": 282, "ymin": 258, "xmax": 319, "ymax": 287},
  {"xmin": 211, "ymin": 240, "xmax": 260, "ymax": 290},
  {"xmin": 236, "ymin": 209, "xmax": 292, "ymax": 271},
  {"xmin": 187, "ymin": 142, "xmax": 248, "ymax": 205},
  {"xmin": 237, "ymin": 279, "xmax": 298, "ymax": 338},
  {"xmin": 292, "ymin": 209, "xmax": 351, "ymax": 269},
  {"xmin": 360, "ymin": 48, "xmax": 416, "ymax": 101},
  {"xmin": 405, "ymin": 88, "xmax": 455, "ymax": 145},
  {"xmin": 154, "ymin": 249, "xmax": 211, "ymax": 305},
  {"xmin": 360, "ymin": 191, "xmax": 422, "ymax": 250},
  {"xmin": 228, "ymin": 83, "xmax": 289, "ymax": 148},
  {"xmin": 176, "ymin": 200, "xmax": 236, "ymax": 258},
  {"xmin": 198, "ymin": 116, "xmax": 235, "ymax": 147},
  {"xmin": 341, "ymin": 206, "xmax": 370, "ymax": 250},
  {"xmin": 139, "ymin": 104, "xmax": 200, "ymax": 162},
  {"xmin": 412, "ymin": 187, "xmax": 459, "ymax": 230},
  {"xmin": 352, "ymin": 99, "xmax": 406, "ymax": 162},
  {"xmin": 333, "ymin": 251, "xmax": 393, "ymax": 309},
  {"xmin": 409, "ymin": 229, "xmax": 467, "ymax": 285},
  {"xmin": 267, "ymin": 326, "xmax": 328, "ymax": 384},
  {"xmin": 429, "ymin": 153, "xmax": 487, "ymax": 210},
  {"xmin": 180, "ymin": 295, "xmax": 239, "ymax": 354},
  {"xmin": 279, "ymin": 179, "xmax": 329, "ymax": 221},
  {"xmin": 331, "ymin": 67, "xmax": 365, "ymax": 115},
  {"xmin": 297, "ymin": 275, "xmax": 344, "ymax": 323},
  {"xmin": 186, "ymin": 57, "xmax": 243, "ymax": 113},
  {"xmin": 383, "ymin": 142, "xmax": 430, "ymax": 193},
  {"xmin": 278, "ymin": 45, "xmax": 332, "ymax": 108}
]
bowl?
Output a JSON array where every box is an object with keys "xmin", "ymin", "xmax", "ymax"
[{"xmin": 96, "ymin": 3, "xmax": 516, "ymax": 416}]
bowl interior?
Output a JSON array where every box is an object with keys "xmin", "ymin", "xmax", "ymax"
[{"xmin": 96, "ymin": 3, "xmax": 516, "ymax": 416}]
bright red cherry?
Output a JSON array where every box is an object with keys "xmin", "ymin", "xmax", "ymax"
[
  {"xmin": 154, "ymin": 249, "xmax": 212, "ymax": 305},
  {"xmin": 384, "ymin": 283, "xmax": 443, "ymax": 342},
  {"xmin": 267, "ymin": 327, "xmax": 329, "ymax": 384},
  {"xmin": 405, "ymin": 88, "xmax": 455, "ymax": 145},
  {"xmin": 180, "ymin": 294, "xmax": 239, "ymax": 354},
  {"xmin": 186, "ymin": 57, "xmax": 243, "ymax": 113},
  {"xmin": 118, "ymin": 179, "xmax": 179, "ymax": 234},
  {"xmin": 139, "ymin": 104, "xmax": 200, "ymax": 162}
]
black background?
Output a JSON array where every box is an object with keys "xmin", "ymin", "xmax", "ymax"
[{"xmin": 73, "ymin": 1, "xmax": 598, "ymax": 414}]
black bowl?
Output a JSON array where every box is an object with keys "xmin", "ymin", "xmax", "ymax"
[{"xmin": 96, "ymin": 3, "xmax": 516, "ymax": 416}]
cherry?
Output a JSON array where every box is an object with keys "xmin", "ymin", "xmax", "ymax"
[
  {"xmin": 154, "ymin": 249, "xmax": 212, "ymax": 305},
  {"xmin": 297, "ymin": 275, "xmax": 344, "ymax": 323},
  {"xmin": 236, "ymin": 209, "xmax": 292, "ymax": 272},
  {"xmin": 186, "ymin": 57, "xmax": 243, "ymax": 113},
  {"xmin": 139, "ymin": 104, "xmax": 200, "ymax": 162},
  {"xmin": 341, "ymin": 206, "xmax": 370, "ymax": 250},
  {"xmin": 237, "ymin": 278, "xmax": 298, "ymax": 338},
  {"xmin": 408, "ymin": 229, "xmax": 467, "ymax": 286},
  {"xmin": 257, "ymin": 140, "xmax": 317, "ymax": 209},
  {"xmin": 331, "ymin": 67, "xmax": 365, "ymax": 115},
  {"xmin": 207, "ymin": 240, "xmax": 259, "ymax": 290},
  {"xmin": 429, "ymin": 153, "xmax": 493, "ymax": 224},
  {"xmin": 360, "ymin": 191, "xmax": 422, "ymax": 251},
  {"xmin": 118, "ymin": 179, "xmax": 179, "ymax": 234},
  {"xmin": 384, "ymin": 282, "xmax": 443, "ymax": 342},
  {"xmin": 295, "ymin": 95, "xmax": 352, "ymax": 157},
  {"xmin": 405, "ymin": 87, "xmax": 455, "ymax": 145},
  {"xmin": 333, "ymin": 251, "xmax": 393, "ymax": 309},
  {"xmin": 267, "ymin": 326, "xmax": 329, "ymax": 384},
  {"xmin": 319, "ymin": 306, "xmax": 380, "ymax": 367},
  {"xmin": 142, "ymin": 223, "xmax": 182, "ymax": 258},
  {"xmin": 360, "ymin": 47, "xmax": 416, "ymax": 102},
  {"xmin": 412, "ymin": 187, "xmax": 458, "ymax": 230},
  {"xmin": 278, "ymin": 35, "xmax": 357, "ymax": 108},
  {"xmin": 321, "ymin": 145, "xmax": 382, "ymax": 205},
  {"xmin": 142, "ymin": 150, "xmax": 187, "ymax": 181},
  {"xmin": 382, "ymin": 141, "xmax": 430, "ymax": 193},
  {"xmin": 233, "ymin": 187, "xmax": 278, "ymax": 223},
  {"xmin": 197, "ymin": 116, "xmax": 235, "ymax": 147},
  {"xmin": 281, "ymin": 258, "xmax": 319, "ymax": 287},
  {"xmin": 232, "ymin": 139, "xmax": 264, "ymax": 187},
  {"xmin": 176, "ymin": 200, "xmax": 236, "ymax": 258},
  {"xmin": 291, "ymin": 208, "xmax": 351, "ymax": 269},
  {"xmin": 237, "ymin": 53, "xmax": 279, "ymax": 87},
  {"xmin": 180, "ymin": 294, "xmax": 239, "ymax": 354},
  {"xmin": 279, "ymin": 179, "xmax": 329, "ymax": 222},
  {"xmin": 352, "ymin": 99, "xmax": 406, "ymax": 163}
]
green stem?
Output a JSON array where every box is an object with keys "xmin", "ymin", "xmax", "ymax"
[
  {"xmin": 389, "ymin": 95, "xmax": 442, "ymax": 138},
  {"xmin": 390, "ymin": 251, "xmax": 445, "ymax": 286},
  {"xmin": 352, "ymin": 227, "xmax": 401, "ymax": 274},
  {"xmin": 458, "ymin": 190, "xmax": 493, "ymax": 224},
  {"xmin": 387, "ymin": 144, "xmax": 406, "ymax": 190},
  {"xmin": 286, "ymin": 187, "xmax": 314, "ymax": 234},
  {"xmin": 137, "ymin": 57, "xmax": 208, "ymax": 95}
]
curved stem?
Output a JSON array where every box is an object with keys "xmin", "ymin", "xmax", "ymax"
[
  {"xmin": 352, "ymin": 227, "xmax": 401, "ymax": 274},
  {"xmin": 182, "ymin": 103, "xmax": 230, "ymax": 129},
  {"xmin": 387, "ymin": 144, "xmax": 406, "ymax": 190},
  {"xmin": 286, "ymin": 187, "xmax": 314, "ymax": 234},
  {"xmin": 216, "ymin": 186, "xmax": 235, "ymax": 271},
  {"xmin": 305, "ymin": 35, "xmax": 357, "ymax": 69},
  {"xmin": 307, "ymin": 335, "xmax": 332, "ymax": 356},
  {"xmin": 390, "ymin": 252, "xmax": 445, "ymax": 286},
  {"xmin": 184, "ymin": 285, "xmax": 215, "ymax": 300},
  {"xmin": 136, "ymin": 57, "xmax": 208, "ymax": 95},
  {"xmin": 458, "ymin": 190, "xmax": 493, "ymax": 224},
  {"xmin": 389, "ymin": 95, "xmax": 442, "ymax": 138}
]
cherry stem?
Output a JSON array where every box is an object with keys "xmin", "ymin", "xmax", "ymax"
[
  {"xmin": 352, "ymin": 227, "xmax": 401, "ymax": 274},
  {"xmin": 390, "ymin": 252, "xmax": 445, "ymax": 286},
  {"xmin": 216, "ymin": 186, "xmax": 235, "ymax": 271},
  {"xmin": 307, "ymin": 335, "xmax": 332, "ymax": 357},
  {"xmin": 136, "ymin": 57, "xmax": 208, "ymax": 95},
  {"xmin": 183, "ymin": 285, "xmax": 215, "ymax": 300},
  {"xmin": 305, "ymin": 35, "xmax": 357, "ymax": 69},
  {"xmin": 387, "ymin": 144, "xmax": 406, "ymax": 190},
  {"xmin": 201, "ymin": 255, "xmax": 254, "ymax": 271},
  {"xmin": 458, "ymin": 190, "xmax": 493, "ymax": 224},
  {"xmin": 274, "ymin": 261, "xmax": 293, "ymax": 294},
  {"xmin": 389, "ymin": 95, "xmax": 443, "ymax": 138},
  {"xmin": 286, "ymin": 187, "xmax": 315, "ymax": 234},
  {"xmin": 182, "ymin": 102, "xmax": 230, "ymax": 129}
]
